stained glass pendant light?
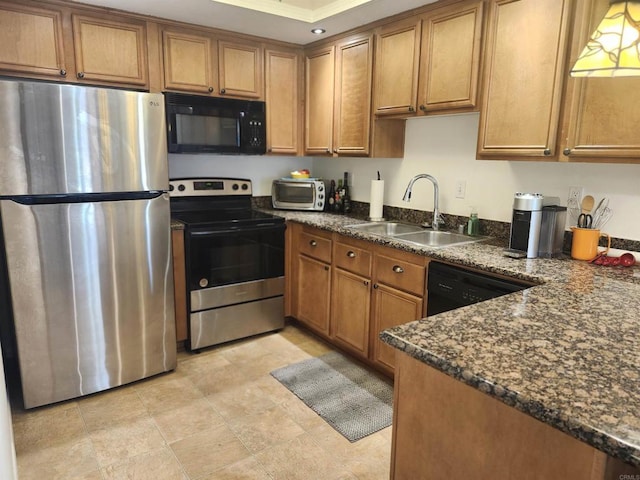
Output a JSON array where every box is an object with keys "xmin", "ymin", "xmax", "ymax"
[{"xmin": 570, "ymin": 1, "xmax": 640, "ymax": 77}]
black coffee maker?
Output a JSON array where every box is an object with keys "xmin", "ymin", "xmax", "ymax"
[{"xmin": 508, "ymin": 193, "xmax": 544, "ymax": 258}]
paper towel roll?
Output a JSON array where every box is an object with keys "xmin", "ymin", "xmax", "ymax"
[{"xmin": 369, "ymin": 180, "xmax": 384, "ymax": 220}]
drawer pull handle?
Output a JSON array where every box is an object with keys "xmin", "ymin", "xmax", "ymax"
[
  {"xmin": 347, "ymin": 251, "xmax": 356, "ymax": 258},
  {"xmin": 310, "ymin": 240, "xmax": 317, "ymax": 247},
  {"xmin": 392, "ymin": 265, "xmax": 404, "ymax": 274}
]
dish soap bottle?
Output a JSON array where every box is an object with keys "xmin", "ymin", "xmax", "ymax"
[{"xmin": 467, "ymin": 207, "xmax": 479, "ymax": 236}]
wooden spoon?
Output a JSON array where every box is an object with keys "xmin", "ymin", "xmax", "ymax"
[{"xmin": 581, "ymin": 195, "xmax": 595, "ymax": 214}]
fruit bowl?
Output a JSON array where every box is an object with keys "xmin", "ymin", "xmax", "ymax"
[{"xmin": 290, "ymin": 170, "xmax": 310, "ymax": 179}]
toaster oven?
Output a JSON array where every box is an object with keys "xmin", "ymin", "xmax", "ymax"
[{"xmin": 272, "ymin": 179, "xmax": 325, "ymax": 211}]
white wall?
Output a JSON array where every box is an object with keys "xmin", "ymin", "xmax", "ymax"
[{"xmin": 168, "ymin": 113, "xmax": 640, "ymax": 241}]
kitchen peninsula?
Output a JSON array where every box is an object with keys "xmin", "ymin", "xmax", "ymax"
[{"xmin": 275, "ymin": 210, "xmax": 640, "ymax": 479}]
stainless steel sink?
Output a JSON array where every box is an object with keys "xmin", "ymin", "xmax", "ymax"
[
  {"xmin": 393, "ymin": 230, "xmax": 484, "ymax": 248},
  {"xmin": 345, "ymin": 221, "xmax": 487, "ymax": 248},
  {"xmin": 345, "ymin": 222, "xmax": 424, "ymax": 236}
]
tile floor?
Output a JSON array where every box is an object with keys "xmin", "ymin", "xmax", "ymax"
[{"xmin": 10, "ymin": 323, "xmax": 393, "ymax": 480}]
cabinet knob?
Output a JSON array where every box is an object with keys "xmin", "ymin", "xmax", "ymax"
[
  {"xmin": 419, "ymin": 104, "xmax": 427, "ymax": 112},
  {"xmin": 334, "ymin": 149, "xmax": 338, "ymax": 153},
  {"xmin": 408, "ymin": 106, "xmax": 415, "ymax": 112},
  {"xmin": 373, "ymin": 284, "xmax": 379, "ymax": 289},
  {"xmin": 392, "ymin": 265, "xmax": 404, "ymax": 274},
  {"xmin": 326, "ymin": 148, "xmax": 331, "ymax": 154},
  {"xmin": 309, "ymin": 240, "xmax": 317, "ymax": 247},
  {"xmin": 347, "ymin": 251, "xmax": 356, "ymax": 258},
  {"xmin": 220, "ymin": 88, "xmax": 226, "ymax": 94},
  {"xmin": 267, "ymin": 148, "xmax": 272, "ymax": 153},
  {"xmin": 563, "ymin": 148, "xmax": 571, "ymax": 156},
  {"xmin": 59, "ymin": 69, "xmax": 66, "ymax": 77},
  {"xmin": 364, "ymin": 280, "xmax": 369, "ymax": 286},
  {"xmin": 543, "ymin": 148, "xmax": 551, "ymax": 156},
  {"xmin": 77, "ymin": 72, "xmax": 85, "ymax": 79},
  {"xmin": 324, "ymin": 265, "xmax": 329, "ymax": 271},
  {"xmin": 208, "ymin": 87, "xmax": 214, "ymax": 93}
]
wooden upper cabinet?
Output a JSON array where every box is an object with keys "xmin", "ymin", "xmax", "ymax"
[
  {"xmin": 0, "ymin": 2, "xmax": 67, "ymax": 79},
  {"xmin": 72, "ymin": 14, "xmax": 148, "ymax": 87},
  {"xmin": 305, "ymin": 45, "xmax": 335, "ymax": 155},
  {"xmin": 373, "ymin": 18, "xmax": 422, "ymax": 117},
  {"xmin": 218, "ymin": 39, "xmax": 263, "ymax": 98},
  {"xmin": 162, "ymin": 29, "xmax": 217, "ymax": 94},
  {"xmin": 561, "ymin": 0, "xmax": 640, "ymax": 162},
  {"xmin": 418, "ymin": 1, "xmax": 484, "ymax": 114},
  {"xmin": 265, "ymin": 49, "xmax": 301, "ymax": 154},
  {"xmin": 477, "ymin": 0, "xmax": 573, "ymax": 159},
  {"xmin": 334, "ymin": 34, "xmax": 373, "ymax": 156}
]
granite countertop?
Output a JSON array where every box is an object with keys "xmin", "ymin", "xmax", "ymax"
[{"xmin": 268, "ymin": 209, "xmax": 640, "ymax": 467}]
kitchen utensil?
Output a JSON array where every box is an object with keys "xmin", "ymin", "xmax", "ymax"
[
  {"xmin": 577, "ymin": 213, "xmax": 593, "ymax": 228},
  {"xmin": 571, "ymin": 227, "xmax": 610, "ymax": 260},
  {"xmin": 594, "ymin": 206, "xmax": 613, "ymax": 230},
  {"xmin": 620, "ymin": 252, "xmax": 636, "ymax": 267},
  {"xmin": 581, "ymin": 195, "xmax": 595, "ymax": 214},
  {"xmin": 591, "ymin": 197, "xmax": 609, "ymax": 228}
]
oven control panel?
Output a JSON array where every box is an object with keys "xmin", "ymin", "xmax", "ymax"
[{"xmin": 169, "ymin": 178, "xmax": 252, "ymax": 197}]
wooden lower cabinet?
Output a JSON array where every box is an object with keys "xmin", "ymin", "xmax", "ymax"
[
  {"xmin": 391, "ymin": 351, "xmax": 640, "ymax": 480},
  {"xmin": 287, "ymin": 223, "xmax": 427, "ymax": 375},
  {"xmin": 371, "ymin": 284, "xmax": 423, "ymax": 373},
  {"xmin": 171, "ymin": 228, "xmax": 188, "ymax": 343},
  {"xmin": 290, "ymin": 223, "xmax": 333, "ymax": 336},
  {"xmin": 296, "ymin": 254, "xmax": 331, "ymax": 336}
]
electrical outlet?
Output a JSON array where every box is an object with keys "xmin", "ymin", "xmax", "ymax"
[
  {"xmin": 568, "ymin": 186, "xmax": 583, "ymax": 206},
  {"xmin": 455, "ymin": 180, "xmax": 466, "ymax": 199}
]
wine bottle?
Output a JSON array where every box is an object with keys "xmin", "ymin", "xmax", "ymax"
[{"xmin": 342, "ymin": 172, "xmax": 351, "ymax": 214}]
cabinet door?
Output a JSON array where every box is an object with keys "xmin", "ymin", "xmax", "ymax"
[
  {"xmin": 163, "ymin": 29, "xmax": 217, "ymax": 94},
  {"xmin": 296, "ymin": 254, "xmax": 331, "ymax": 336},
  {"xmin": 0, "ymin": 2, "xmax": 67, "ymax": 79},
  {"xmin": 373, "ymin": 18, "xmax": 421, "ymax": 116},
  {"xmin": 418, "ymin": 1, "xmax": 484, "ymax": 113},
  {"xmin": 562, "ymin": 0, "xmax": 640, "ymax": 161},
  {"xmin": 371, "ymin": 283, "xmax": 423, "ymax": 373},
  {"xmin": 331, "ymin": 268, "xmax": 371, "ymax": 357},
  {"xmin": 72, "ymin": 14, "xmax": 148, "ymax": 87},
  {"xmin": 305, "ymin": 46, "xmax": 335, "ymax": 155},
  {"xmin": 218, "ymin": 39, "xmax": 263, "ymax": 98},
  {"xmin": 333, "ymin": 34, "xmax": 373, "ymax": 156},
  {"xmin": 266, "ymin": 49, "xmax": 300, "ymax": 154},
  {"xmin": 477, "ymin": 0, "xmax": 573, "ymax": 158}
]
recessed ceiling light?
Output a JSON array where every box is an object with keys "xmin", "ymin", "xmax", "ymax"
[{"xmin": 311, "ymin": 28, "xmax": 326, "ymax": 35}]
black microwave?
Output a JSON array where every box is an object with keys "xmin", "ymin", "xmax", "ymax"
[{"xmin": 164, "ymin": 93, "xmax": 266, "ymax": 154}]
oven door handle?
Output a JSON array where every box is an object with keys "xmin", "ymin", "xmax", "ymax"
[{"xmin": 189, "ymin": 223, "xmax": 285, "ymax": 237}]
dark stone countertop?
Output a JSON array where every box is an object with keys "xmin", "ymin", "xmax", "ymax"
[{"xmin": 266, "ymin": 209, "xmax": 640, "ymax": 467}]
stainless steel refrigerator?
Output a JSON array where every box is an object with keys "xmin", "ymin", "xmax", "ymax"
[{"xmin": 0, "ymin": 79, "xmax": 176, "ymax": 408}]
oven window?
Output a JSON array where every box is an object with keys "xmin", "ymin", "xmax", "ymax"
[
  {"xmin": 188, "ymin": 225, "xmax": 285, "ymax": 290},
  {"xmin": 276, "ymin": 184, "xmax": 314, "ymax": 203},
  {"xmin": 175, "ymin": 114, "xmax": 238, "ymax": 146}
]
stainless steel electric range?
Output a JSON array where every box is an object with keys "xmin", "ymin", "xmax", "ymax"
[{"xmin": 169, "ymin": 178, "xmax": 285, "ymax": 350}]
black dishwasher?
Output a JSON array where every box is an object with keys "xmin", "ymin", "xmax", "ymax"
[{"xmin": 427, "ymin": 261, "xmax": 530, "ymax": 316}]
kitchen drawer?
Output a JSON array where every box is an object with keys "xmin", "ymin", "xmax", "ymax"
[
  {"xmin": 334, "ymin": 239, "xmax": 372, "ymax": 277},
  {"xmin": 375, "ymin": 252, "xmax": 425, "ymax": 297},
  {"xmin": 298, "ymin": 230, "xmax": 332, "ymax": 263}
]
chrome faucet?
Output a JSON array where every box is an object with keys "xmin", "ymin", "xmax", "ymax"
[{"xmin": 402, "ymin": 174, "xmax": 444, "ymax": 230}]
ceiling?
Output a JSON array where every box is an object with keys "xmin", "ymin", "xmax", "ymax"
[{"xmin": 71, "ymin": 0, "xmax": 438, "ymax": 45}]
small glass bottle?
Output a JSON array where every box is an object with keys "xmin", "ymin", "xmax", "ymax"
[
  {"xmin": 334, "ymin": 179, "xmax": 343, "ymax": 212},
  {"xmin": 467, "ymin": 207, "xmax": 479, "ymax": 236}
]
